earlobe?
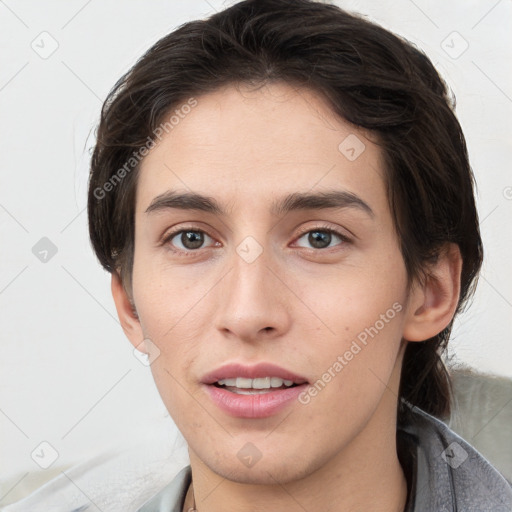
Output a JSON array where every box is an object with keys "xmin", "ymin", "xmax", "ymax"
[
  {"xmin": 111, "ymin": 271, "xmax": 144, "ymax": 349},
  {"xmin": 402, "ymin": 244, "xmax": 462, "ymax": 342}
]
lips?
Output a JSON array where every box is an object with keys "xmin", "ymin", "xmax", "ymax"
[{"xmin": 200, "ymin": 362, "xmax": 310, "ymax": 418}]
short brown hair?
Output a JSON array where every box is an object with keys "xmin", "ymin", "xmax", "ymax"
[{"xmin": 88, "ymin": 0, "xmax": 483, "ymax": 423}]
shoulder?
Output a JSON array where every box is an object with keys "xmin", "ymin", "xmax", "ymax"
[
  {"xmin": 136, "ymin": 465, "xmax": 191, "ymax": 512},
  {"xmin": 400, "ymin": 404, "xmax": 512, "ymax": 511}
]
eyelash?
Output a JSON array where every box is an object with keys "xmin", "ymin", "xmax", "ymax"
[{"xmin": 161, "ymin": 224, "xmax": 350, "ymax": 256}]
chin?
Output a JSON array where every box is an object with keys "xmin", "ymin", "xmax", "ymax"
[{"xmin": 203, "ymin": 452, "xmax": 320, "ymax": 486}]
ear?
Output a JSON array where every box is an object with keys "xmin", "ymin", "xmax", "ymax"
[
  {"xmin": 402, "ymin": 243, "xmax": 462, "ymax": 342},
  {"xmin": 111, "ymin": 271, "xmax": 144, "ymax": 350}
]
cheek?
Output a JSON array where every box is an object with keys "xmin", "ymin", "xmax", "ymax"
[
  {"xmin": 131, "ymin": 249, "xmax": 206, "ymax": 339},
  {"xmin": 304, "ymin": 256, "xmax": 407, "ymax": 335},
  {"xmin": 133, "ymin": 273, "xmax": 206, "ymax": 424},
  {"xmin": 300, "ymin": 263, "xmax": 407, "ymax": 395},
  {"xmin": 130, "ymin": 253, "xmax": 216, "ymax": 397}
]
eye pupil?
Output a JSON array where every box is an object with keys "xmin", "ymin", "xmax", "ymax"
[
  {"xmin": 182, "ymin": 231, "xmax": 204, "ymax": 249},
  {"xmin": 309, "ymin": 231, "xmax": 331, "ymax": 249}
]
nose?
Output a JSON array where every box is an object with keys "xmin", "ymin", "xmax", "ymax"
[{"xmin": 214, "ymin": 242, "xmax": 291, "ymax": 343}]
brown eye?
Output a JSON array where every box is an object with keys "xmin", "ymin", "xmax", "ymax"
[
  {"xmin": 167, "ymin": 230, "xmax": 213, "ymax": 251},
  {"xmin": 295, "ymin": 229, "xmax": 346, "ymax": 250},
  {"xmin": 308, "ymin": 231, "xmax": 332, "ymax": 249}
]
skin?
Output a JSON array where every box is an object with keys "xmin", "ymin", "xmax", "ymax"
[{"xmin": 112, "ymin": 82, "xmax": 462, "ymax": 512}]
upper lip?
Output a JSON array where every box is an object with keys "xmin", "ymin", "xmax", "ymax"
[{"xmin": 201, "ymin": 362, "xmax": 309, "ymax": 385}]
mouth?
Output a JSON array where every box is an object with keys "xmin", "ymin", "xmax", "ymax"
[{"xmin": 201, "ymin": 362, "xmax": 310, "ymax": 418}]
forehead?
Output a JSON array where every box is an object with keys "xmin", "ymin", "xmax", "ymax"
[{"xmin": 136, "ymin": 82, "xmax": 387, "ymax": 217}]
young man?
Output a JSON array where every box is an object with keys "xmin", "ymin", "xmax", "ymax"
[{"xmin": 85, "ymin": 0, "xmax": 510, "ymax": 510}]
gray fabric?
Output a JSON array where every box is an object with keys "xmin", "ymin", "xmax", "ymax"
[
  {"xmin": 136, "ymin": 405, "xmax": 512, "ymax": 512},
  {"xmin": 137, "ymin": 466, "xmax": 191, "ymax": 512},
  {"xmin": 400, "ymin": 405, "xmax": 512, "ymax": 511}
]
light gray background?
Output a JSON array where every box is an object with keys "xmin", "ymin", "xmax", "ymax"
[{"xmin": 1, "ymin": 0, "xmax": 511, "ymax": 505}]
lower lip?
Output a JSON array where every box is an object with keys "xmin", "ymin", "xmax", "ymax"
[{"xmin": 203, "ymin": 383, "xmax": 309, "ymax": 418}]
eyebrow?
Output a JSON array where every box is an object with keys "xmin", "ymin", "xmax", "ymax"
[{"xmin": 145, "ymin": 190, "xmax": 374, "ymax": 218}]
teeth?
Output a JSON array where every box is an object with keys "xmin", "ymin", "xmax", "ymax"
[
  {"xmin": 253, "ymin": 377, "xmax": 270, "ymax": 389},
  {"xmin": 237, "ymin": 377, "xmax": 253, "ymax": 388},
  {"xmin": 217, "ymin": 377, "xmax": 295, "ymax": 388},
  {"xmin": 217, "ymin": 378, "xmax": 237, "ymax": 387},
  {"xmin": 271, "ymin": 377, "xmax": 292, "ymax": 387}
]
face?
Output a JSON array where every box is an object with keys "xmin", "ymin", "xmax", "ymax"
[{"xmin": 127, "ymin": 82, "xmax": 414, "ymax": 484}]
